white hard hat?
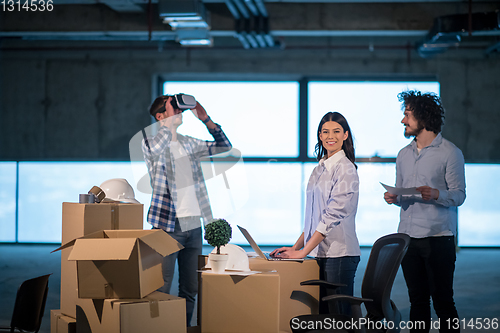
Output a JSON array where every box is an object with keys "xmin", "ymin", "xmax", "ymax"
[
  {"xmin": 99, "ymin": 178, "xmax": 140, "ymax": 204},
  {"xmin": 206, "ymin": 244, "xmax": 250, "ymax": 272}
]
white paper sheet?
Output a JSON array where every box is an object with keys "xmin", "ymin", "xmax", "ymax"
[
  {"xmin": 197, "ymin": 269, "xmax": 261, "ymax": 276},
  {"xmin": 380, "ymin": 182, "xmax": 420, "ymax": 195}
]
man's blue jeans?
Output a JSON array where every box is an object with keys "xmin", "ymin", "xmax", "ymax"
[
  {"xmin": 318, "ymin": 256, "xmax": 361, "ymax": 316},
  {"xmin": 157, "ymin": 221, "xmax": 202, "ymax": 327}
]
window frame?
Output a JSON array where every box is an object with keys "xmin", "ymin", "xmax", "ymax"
[{"xmin": 158, "ymin": 74, "xmax": 439, "ymax": 163}]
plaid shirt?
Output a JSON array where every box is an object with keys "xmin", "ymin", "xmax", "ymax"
[{"xmin": 142, "ymin": 124, "xmax": 232, "ymax": 232}]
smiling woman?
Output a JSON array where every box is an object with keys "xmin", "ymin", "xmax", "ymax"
[
  {"xmin": 271, "ymin": 110, "xmax": 361, "ymax": 316},
  {"xmin": 319, "ymin": 121, "xmax": 348, "ymax": 158},
  {"xmin": 316, "ymin": 112, "xmax": 355, "ymax": 165}
]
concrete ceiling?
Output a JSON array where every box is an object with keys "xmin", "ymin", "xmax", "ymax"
[{"xmin": 1, "ymin": 0, "xmax": 499, "ymax": 56}]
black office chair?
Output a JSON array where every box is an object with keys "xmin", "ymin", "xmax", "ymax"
[
  {"xmin": 0, "ymin": 274, "xmax": 51, "ymax": 333},
  {"xmin": 291, "ymin": 233, "xmax": 410, "ymax": 333}
]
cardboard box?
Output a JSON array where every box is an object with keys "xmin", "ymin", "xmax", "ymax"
[
  {"xmin": 76, "ymin": 291, "xmax": 186, "ymax": 333},
  {"xmin": 60, "ymin": 202, "xmax": 144, "ymax": 318},
  {"xmin": 200, "ymin": 271, "xmax": 280, "ymax": 333},
  {"xmin": 55, "ymin": 229, "xmax": 183, "ymax": 299},
  {"xmin": 60, "ymin": 248, "xmax": 78, "ymax": 318},
  {"xmin": 62, "ymin": 202, "xmax": 144, "ymax": 243},
  {"xmin": 248, "ymin": 257, "xmax": 320, "ymax": 333},
  {"xmin": 51, "ymin": 309, "xmax": 76, "ymax": 333}
]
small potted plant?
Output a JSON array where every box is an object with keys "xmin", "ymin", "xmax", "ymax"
[{"xmin": 204, "ymin": 218, "xmax": 232, "ymax": 273}]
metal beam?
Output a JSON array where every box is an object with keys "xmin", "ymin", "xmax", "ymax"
[
  {"xmin": 4, "ymin": 2, "xmax": 499, "ymax": 33},
  {"xmin": 1, "ymin": 2, "xmax": 499, "ymax": 42}
]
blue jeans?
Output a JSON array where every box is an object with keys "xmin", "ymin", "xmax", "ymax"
[
  {"xmin": 157, "ymin": 221, "xmax": 202, "ymax": 327},
  {"xmin": 402, "ymin": 236, "xmax": 459, "ymax": 333},
  {"xmin": 318, "ymin": 256, "xmax": 360, "ymax": 316}
]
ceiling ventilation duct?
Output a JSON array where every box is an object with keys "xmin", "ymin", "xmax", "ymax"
[
  {"xmin": 418, "ymin": 11, "xmax": 500, "ymax": 58},
  {"xmin": 159, "ymin": 0, "xmax": 212, "ymax": 46},
  {"xmin": 225, "ymin": 0, "xmax": 276, "ymax": 49}
]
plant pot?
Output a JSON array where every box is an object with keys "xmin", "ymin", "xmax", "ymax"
[{"xmin": 208, "ymin": 253, "xmax": 228, "ymax": 274}]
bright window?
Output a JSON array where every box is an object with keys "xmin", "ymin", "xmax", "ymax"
[
  {"xmin": 17, "ymin": 162, "xmax": 151, "ymax": 243},
  {"xmin": 3, "ymin": 160, "xmax": 499, "ymax": 246},
  {"xmin": 4, "ymin": 79, "xmax": 500, "ymax": 247},
  {"xmin": 308, "ymin": 81, "xmax": 440, "ymax": 158},
  {"xmin": 163, "ymin": 81, "xmax": 299, "ymax": 157},
  {"xmin": 458, "ymin": 164, "xmax": 500, "ymax": 246},
  {"xmin": 202, "ymin": 162, "xmax": 304, "ymax": 245},
  {"xmin": 0, "ymin": 162, "xmax": 17, "ymax": 242}
]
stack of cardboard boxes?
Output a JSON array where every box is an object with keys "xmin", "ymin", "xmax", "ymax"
[
  {"xmin": 50, "ymin": 202, "xmax": 321, "ymax": 333},
  {"xmin": 51, "ymin": 202, "xmax": 186, "ymax": 333}
]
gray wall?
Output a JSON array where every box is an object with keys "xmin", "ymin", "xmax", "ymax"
[{"xmin": 1, "ymin": 46, "xmax": 499, "ymax": 162}]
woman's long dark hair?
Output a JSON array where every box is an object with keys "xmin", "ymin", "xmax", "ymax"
[{"xmin": 314, "ymin": 112, "xmax": 356, "ymax": 168}]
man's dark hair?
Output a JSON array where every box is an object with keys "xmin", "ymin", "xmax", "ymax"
[
  {"xmin": 149, "ymin": 95, "xmax": 179, "ymax": 119},
  {"xmin": 149, "ymin": 95, "xmax": 169, "ymax": 118},
  {"xmin": 398, "ymin": 90, "xmax": 445, "ymax": 134}
]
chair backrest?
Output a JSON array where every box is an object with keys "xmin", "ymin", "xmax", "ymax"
[
  {"xmin": 10, "ymin": 274, "xmax": 50, "ymax": 333},
  {"xmin": 361, "ymin": 233, "xmax": 410, "ymax": 321}
]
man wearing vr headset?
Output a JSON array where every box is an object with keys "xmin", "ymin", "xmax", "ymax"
[{"xmin": 142, "ymin": 94, "xmax": 232, "ymax": 326}]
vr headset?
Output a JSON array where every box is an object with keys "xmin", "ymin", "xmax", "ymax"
[
  {"xmin": 170, "ymin": 93, "xmax": 196, "ymax": 111},
  {"xmin": 153, "ymin": 94, "xmax": 196, "ymax": 117}
]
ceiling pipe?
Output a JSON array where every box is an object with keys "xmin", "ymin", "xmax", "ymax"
[
  {"xmin": 243, "ymin": 0, "xmax": 267, "ymax": 46},
  {"xmin": 148, "ymin": 0, "xmax": 153, "ymax": 41},
  {"xmin": 224, "ymin": 0, "xmax": 240, "ymax": 19},
  {"xmin": 243, "ymin": 0, "xmax": 259, "ymax": 16},
  {"xmin": 253, "ymin": 16, "xmax": 268, "ymax": 48},
  {"xmin": 6, "ymin": 43, "xmax": 484, "ymax": 53},
  {"xmin": 250, "ymin": 0, "xmax": 275, "ymax": 47},
  {"xmin": 417, "ymin": 11, "xmax": 500, "ymax": 58},
  {"xmin": 232, "ymin": 0, "xmax": 250, "ymax": 19},
  {"xmin": 253, "ymin": 0, "xmax": 268, "ymax": 17},
  {"xmin": 243, "ymin": 18, "xmax": 259, "ymax": 48},
  {"xmin": 226, "ymin": 0, "xmax": 256, "ymax": 48},
  {"xmin": 232, "ymin": 0, "xmax": 260, "ymax": 48},
  {"xmin": 243, "ymin": 0, "xmax": 275, "ymax": 47},
  {"xmin": 262, "ymin": 17, "xmax": 275, "ymax": 47},
  {"xmin": 234, "ymin": 15, "xmax": 257, "ymax": 48},
  {"xmin": 236, "ymin": 34, "xmax": 251, "ymax": 48},
  {"xmin": 224, "ymin": 0, "xmax": 251, "ymax": 48},
  {"xmin": 225, "ymin": 0, "xmax": 277, "ymax": 49}
]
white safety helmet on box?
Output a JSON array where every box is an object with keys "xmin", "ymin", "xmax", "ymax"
[{"xmin": 99, "ymin": 178, "xmax": 140, "ymax": 204}]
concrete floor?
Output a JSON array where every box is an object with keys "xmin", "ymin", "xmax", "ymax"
[{"xmin": 0, "ymin": 244, "xmax": 499, "ymax": 333}]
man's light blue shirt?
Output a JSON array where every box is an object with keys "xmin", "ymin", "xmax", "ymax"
[{"xmin": 395, "ymin": 133, "xmax": 466, "ymax": 238}]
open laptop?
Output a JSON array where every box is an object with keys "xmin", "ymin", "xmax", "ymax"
[{"xmin": 237, "ymin": 225, "xmax": 304, "ymax": 262}]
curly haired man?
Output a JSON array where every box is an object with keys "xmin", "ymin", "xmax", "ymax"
[{"xmin": 384, "ymin": 90, "xmax": 465, "ymax": 333}]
